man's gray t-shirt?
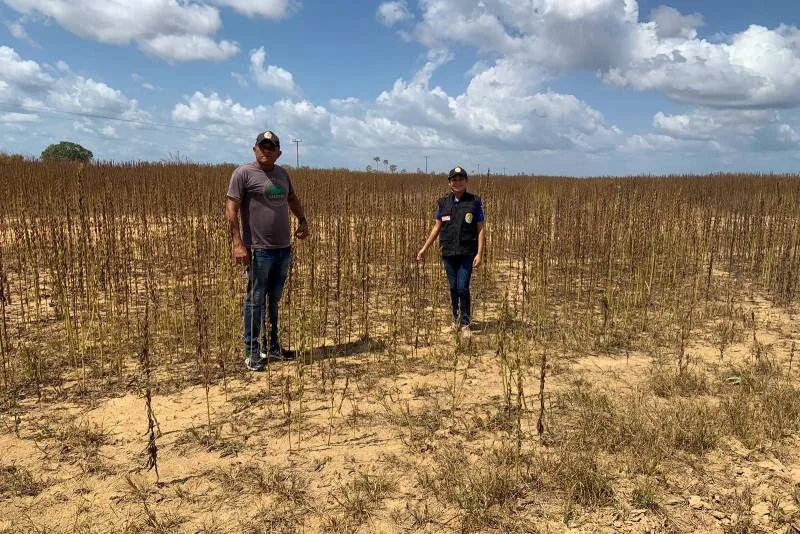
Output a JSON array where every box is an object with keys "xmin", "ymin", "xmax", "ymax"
[{"xmin": 227, "ymin": 162, "xmax": 294, "ymax": 249}]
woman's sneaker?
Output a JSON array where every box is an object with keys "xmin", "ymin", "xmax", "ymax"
[{"xmin": 460, "ymin": 325, "xmax": 472, "ymax": 338}]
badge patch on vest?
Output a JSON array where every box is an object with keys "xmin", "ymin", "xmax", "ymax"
[
  {"xmin": 442, "ymin": 215, "xmax": 451, "ymax": 221},
  {"xmin": 465, "ymin": 212, "xmax": 474, "ymax": 224}
]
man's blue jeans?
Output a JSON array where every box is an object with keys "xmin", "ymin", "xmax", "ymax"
[
  {"xmin": 244, "ymin": 247, "xmax": 291, "ymax": 358},
  {"xmin": 442, "ymin": 254, "xmax": 474, "ymax": 326}
]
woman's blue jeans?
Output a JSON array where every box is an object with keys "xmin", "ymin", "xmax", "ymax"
[
  {"xmin": 442, "ymin": 254, "xmax": 474, "ymax": 326},
  {"xmin": 244, "ymin": 247, "xmax": 291, "ymax": 358}
]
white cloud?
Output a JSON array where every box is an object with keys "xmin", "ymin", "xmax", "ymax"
[
  {"xmin": 411, "ymin": 0, "xmax": 638, "ymax": 68},
  {"xmin": 49, "ymin": 75, "xmax": 147, "ymax": 121},
  {"xmin": 0, "ymin": 46, "xmax": 147, "ymax": 126},
  {"xmin": 73, "ymin": 119, "xmax": 119, "ymax": 139},
  {"xmin": 0, "ymin": 111, "xmax": 40, "ymax": 123},
  {"xmin": 328, "ymin": 97, "xmax": 363, "ymax": 113},
  {"xmin": 231, "ymin": 72, "xmax": 249, "ymax": 88},
  {"xmin": 140, "ymin": 35, "xmax": 239, "ymax": 62},
  {"xmin": 248, "ymin": 47, "xmax": 299, "ymax": 94},
  {"xmin": 4, "ymin": 0, "xmax": 220, "ymax": 43},
  {"xmin": 377, "ymin": 1, "xmax": 411, "ymax": 27},
  {"xmin": 5, "ymin": 19, "xmax": 40, "ymax": 47},
  {"xmin": 170, "ymin": 42, "xmax": 621, "ymax": 161},
  {"xmin": 604, "ymin": 23, "xmax": 800, "ymax": 108},
  {"xmin": 649, "ymin": 5, "xmax": 703, "ymax": 39},
  {"xmin": 3, "ymin": 0, "xmax": 239, "ymax": 62},
  {"xmin": 618, "ymin": 133, "xmax": 680, "ymax": 153},
  {"xmin": 213, "ymin": 0, "xmax": 292, "ymax": 19},
  {"xmin": 172, "ymin": 92, "xmax": 269, "ymax": 126},
  {"xmin": 403, "ymin": 0, "xmax": 800, "ymax": 109},
  {"xmin": 171, "ymin": 91, "xmax": 330, "ymax": 144},
  {"xmin": 0, "ymin": 47, "xmax": 162, "ymax": 161},
  {"xmin": 372, "ymin": 49, "xmax": 621, "ymax": 152},
  {"xmin": 132, "ymin": 73, "xmax": 158, "ymax": 91},
  {"xmin": 652, "ymin": 108, "xmax": 800, "ymax": 151},
  {"xmin": 0, "ymin": 45, "xmax": 53, "ymax": 88},
  {"xmin": 330, "ymin": 113, "xmax": 451, "ymax": 149}
]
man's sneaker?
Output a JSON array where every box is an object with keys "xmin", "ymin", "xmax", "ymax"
[
  {"xmin": 245, "ymin": 357, "xmax": 265, "ymax": 372},
  {"xmin": 460, "ymin": 325, "xmax": 472, "ymax": 338},
  {"xmin": 260, "ymin": 346, "xmax": 296, "ymax": 361}
]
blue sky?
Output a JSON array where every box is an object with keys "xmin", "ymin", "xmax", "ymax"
[{"xmin": 1, "ymin": 0, "xmax": 799, "ymax": 176}]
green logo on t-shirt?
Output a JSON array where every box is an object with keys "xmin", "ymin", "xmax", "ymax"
[{"xmin": 265, "ymin": 183, "xmax": 285, "ymax": 200}]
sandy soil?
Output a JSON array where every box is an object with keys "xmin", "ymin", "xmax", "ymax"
[{"xmin": 1, "ymin": 278, "xmax": 799, "ymax": 534}]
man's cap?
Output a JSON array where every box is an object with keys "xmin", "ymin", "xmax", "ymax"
[
  {"xmin": 255, "ymin": 130, "xmax": 280, "ymax": 147},
  {"xmin": 448, "ymin": 166, "xmax": 468, "ymax": 179}
]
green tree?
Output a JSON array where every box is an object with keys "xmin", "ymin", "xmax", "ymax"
[{"xmin": 40, "ymin": 141, "xmax": 93, "ymax": 163}]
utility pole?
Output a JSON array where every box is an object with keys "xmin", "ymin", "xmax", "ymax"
[
  {"xmin": 291, "ymin": 138, "xmax": 302, "ymax": 168},
  {"xmin": 424, "ymin": 155, "xmax": 429, "ymax": 173}
]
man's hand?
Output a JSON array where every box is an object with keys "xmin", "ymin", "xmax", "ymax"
[
  {"xmin": 232, "ymin": 244, "xmax": 249, "ymax": 265},
  {"xmin": 416, "ymin": 248, "xmax": 426, "ymax": 262},
  {"xmin": 294, "ymin": 219, "xmax": 309, "ymax": 239},
  {"xmin": 472, "ymin": 254, "xmax": 482, "ymax": 268}
]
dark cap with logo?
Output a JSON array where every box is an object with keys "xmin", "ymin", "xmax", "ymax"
[
  {"xmin": 255, "ymin": 130, "xmax": 280, "ymax": 147},
  {"xmin": 448, "ymin": 166, "xmax": 468, "ymax": 180}
]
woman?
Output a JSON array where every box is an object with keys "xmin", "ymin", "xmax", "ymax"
[{"xmin": 416, "ymin": 166, "xmax": 485, "ymax": 336}]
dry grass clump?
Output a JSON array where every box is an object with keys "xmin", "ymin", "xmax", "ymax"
[
  {"xmin": 380, "ymin": 392, "xmax": 446, "ymax": 450},
  {"xmin": 417, "ymin": 445, "xmax": 533, "ymax": 532},
  {"xmin": 551, "ymin": 386, "xmax": 721, "ymax": 474},
  {"xmin": 324, "ymin": 471, "xmax": 396, "ymax": 532},
  {"xmin": 630, "ymin": 485, "xmax": 660, "ymax": 510},
  {"xmin": 649, "ymin": 361, "xmax": 710, "ymax": 397},
  {"xmin": 121, "ymin": 475, "xmax": 187, "ymax": 534},
  {"xmin": 213, "ymin": 462, "xmax": 308, "ymax": 506},
  {"xmin": 721, "ymin": 382, "xmax": 800, "ymax": 446},
  {"xmin": 0, "ymin": 463, "xmax": 44, "ymax": 498},
  {"xmin": 550, "ymin": 388, "xmax": 666, "ymax": 473},
  {"xmin": 25, "ymin": 418, "xmax": 109, "ymax": 472},
  {"xmin": 663, "ymin": 398, "xmax": 720, "ymax": 454},
  {"xmin": 717, "ymin": 350, "xmax": 800, "ymax": 445},
  {"xmin": 539, "ymin": 449, "xmax": 615, "ymax": 507},
  {"xmin": 237, "ymin": 503, "xmax": 307, "ymax": 534},
  {"xmin": 175, "ymin": 426, "xmax": 245, "ymax": 457},
  {"xmin": 57, "ymin": 420, "xmax": 109, "ymax": 463}
]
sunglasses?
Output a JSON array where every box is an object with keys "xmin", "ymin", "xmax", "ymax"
[
  {"xmin": 449, "ymin": 176, "xmax": 466, "ymax": 182},
  {"xmin": 258, "ymin": 143, "xmax": 278, "ymax": 152}
]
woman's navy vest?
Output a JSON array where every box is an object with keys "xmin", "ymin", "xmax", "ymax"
[{"xmin": 437, "ymin": 192, "xmax": 480, "ymax": 257}]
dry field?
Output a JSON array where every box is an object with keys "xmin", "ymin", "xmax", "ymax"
[{"xmin": 1, "ymin": 160, "xmax": 799, "ymax": 533}]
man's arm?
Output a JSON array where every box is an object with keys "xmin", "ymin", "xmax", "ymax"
[
  {"xmin": 224, "ymin": 196, "xmax": 249, "ymax": 265},
  {"xmin": 287, "ymin": 189, "xmax": 309, "ymax": 239}
]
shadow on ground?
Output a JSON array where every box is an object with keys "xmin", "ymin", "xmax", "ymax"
[
  {"xmin": 297, "ymin": 336, "xmax": 387, "ymax": 364},
  {"xmin": 470, "ymin": 318, "xmax": 529, "ymax": 335}
]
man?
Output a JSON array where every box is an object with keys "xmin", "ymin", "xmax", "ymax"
[
  {"xmin": 416, "ymin": 166, "xmax": 485, "ymax": 337},
  {"xmin": 225, "ymin": 130, "xmax": 309, "ymax": 371}
]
